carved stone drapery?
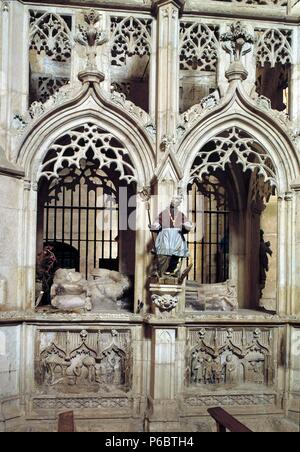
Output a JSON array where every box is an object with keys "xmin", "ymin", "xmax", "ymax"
[
  {"xmin": 188, "ymin": 327, "xmax": 273, "ymax": 387},
  {"xmin": 38, "ymin": 123, "xmax": 138, "ymax": 185},
  {"xmin": 35, "ymin": 329, "xmax": 132, "ymax": 392},
  {"xmin": 189, "ymin": 127, "xmax": 277, "ymax": 188}
]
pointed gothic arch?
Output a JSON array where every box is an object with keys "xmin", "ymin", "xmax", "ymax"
[{"xmin": 16, "ymin": 79, "xmax": 155, "ymax": 311}]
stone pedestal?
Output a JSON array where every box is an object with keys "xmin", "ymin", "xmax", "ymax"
[{"xmin": 149, "ymin": 283, "xmax": 184, "ymax": 316}]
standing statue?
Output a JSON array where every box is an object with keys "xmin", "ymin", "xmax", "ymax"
[
  {"xmin": 149, "ymin": 195, "xmax": 193, "ymax": 279},
  {"xmin": 259, "ymin": 230, "xmax": 273, "ymax": 298}
]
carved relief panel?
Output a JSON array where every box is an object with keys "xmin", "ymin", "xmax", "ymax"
[
  {"xmin": 35, "ymin": 329, "xmax": 132, "ymax": 393},
  {"xmin": 187, "ymin": 327, "xmax": 274, "ymax": 387}
]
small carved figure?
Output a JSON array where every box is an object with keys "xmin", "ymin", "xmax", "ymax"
[
  {"xmin": 149, "ymin": 195, "xmax": 193, "ymax": 279},
  {"xmin": 259, "ymin": 230, "xmax": 273, "ymax": 297},
  {"xmin": 203, "ymin": 356, "xmax": 214, "ymax": 384},
  {"xmin": 247, "ymin": 360, "xmax": 265, "ymax": 385},
  {"xmin": 225, "ymin": 354, "xmax": 239, "ymax": 385},
  {"xmin": 212, "ymin": 359, "xmax": 223, "ymax": 384},
  {"xmin": 191, "ymin": 352, "xmax": 203, "ymax": 384}
]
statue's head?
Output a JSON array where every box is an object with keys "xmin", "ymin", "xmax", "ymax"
[{"xmin": 170, "ymin": 195, "xmax": 182, "ymax": 209}]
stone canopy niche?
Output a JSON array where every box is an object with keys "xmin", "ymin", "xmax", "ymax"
[
  {"xmin": 36, "ymin": 123, "xmax": 138, "ymax": 310},
  {"xmin": 185, "ymin": 127, "xmax": 278, "ymax": 311}
]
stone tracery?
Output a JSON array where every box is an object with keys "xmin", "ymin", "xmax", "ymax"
[
  {"xmin": 110, "ymin": 16, "xmax": 152, "ymax": 67},
  {"xmin": 189, "ymin": 127, "xmax": 277, "ymax": 188},
  {"xmin": 179, "ymin": 23, "xmax": 219, "ymax": 72},
  {"xmin": 29, "ymin": 11, "xmax": 72, "ymax": 63},
  {"xmin": 256, "ymin": 28, "xmax": 293, "ymax": 67},
  {"xmin": 38, "ymin": 123, "xmax": 138, "ymax": 185}
]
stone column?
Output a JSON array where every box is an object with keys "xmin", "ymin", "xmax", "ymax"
[
  {"xmin": 277, "ymin": 192, "xmax": 293, "ymax": 316},
  {"xmin": 146, "ymin": 326, "xmax": 182, "ymax": 431},
  {"xmin": 260, "ymin": 196, "xmax": 278, "ymax": 312},
  {"xmin": 153, "ymin": 0, "xmax": 185, "ymax": 160},
  {"xmin": 289, "ymin": 26, "xmax": 300, "ymax": 124},
  {"xmin": 290, "ymin": 181, "xmax": 300, "ymax": 315},
  {"xmin": 0, "ymin": 1, "xmax": 29, "ymax": 159},
  {"xmin": 134, "ymin": 192, "xmax": 152, "ymax": 313},
  {"xmin": 22, "ymin": 180, "xmax": 38, "ymax": 310}
]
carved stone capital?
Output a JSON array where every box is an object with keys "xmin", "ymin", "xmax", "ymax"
[
  {"xmin": 152, "ymin": 294, "xmax": 179, "ymax": 311},
  {"xmin": 152, "ymin": 0, "xmax": 185, "ymax": 16}
]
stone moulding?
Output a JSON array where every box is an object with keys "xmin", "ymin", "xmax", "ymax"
[
  {"xmin": 184, "ymin": 393, "xmax": 277, "ymax": 407},
  {"xmin": 1, "ymin": 310, "xmax": 299, "ymax": 324},
  {"xmin": 13, "ymin": 79, "xmax": 156, "ymax": 142},
  {"xmin": 32, "ymin": 396, "xmax": 133, "ymax": 410}
]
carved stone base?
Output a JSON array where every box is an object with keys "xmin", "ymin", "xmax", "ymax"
[
  {"xmin": 78, "ymin": 69, "xmax": 105, "ymax": 85},
  {"xmin": 145, "ymin": 397, "xmax": 181, "ymax": 432}
]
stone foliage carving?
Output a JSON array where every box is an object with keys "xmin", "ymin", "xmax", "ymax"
[
  {"xmin": 188, "ymin": 327, "xmax": 273, "ymax": 387},
  {"xmin": 151, "ymin": 294, "xmax": 179, "ymax": 311},
  {"xmin": 256, "ymin": 28, "xmax": 292, "ymax": 67},
  {"xmin": 36, "ymin": 329, "xmax": 132, "ymax": 392},
  {"xmin": 255, "ymin": 95, "xmax": 298, "ymax": 141},
  {"xmin": 13, "ymin": 82, "xmax": 78, "ymax": 134},
  {"xmin": 110, "ymin": 86, "xmax": 156, "ymax": 135},
  {"xmin": 38, "ymin": 122, "xmax": 137, "ymax": 185},
  {"xmin": 111, "ymin": 16, "xmax": 152, "ymax": 66},
  {"xmin": 75, "ymin": 10, "xmax": 108, "ymax": 70},
  {"xmin": 221, "ymin": 21, "xmax": 254, "ymax": 63},
  {"xmin": 189, "ymin": 127, "xmax": 277, "ymax": 188},
  {"xmin": 179, "ymin": 23, "xmax": 219, "ymax": 72},
  {"xmin": 185, "ymin": 393, "xmax": 276, "ymax": 407},
  {"xmin": 179, "ymin": 91, "xmax": 220, "ymax": 131},
  {"xmin": 29, "ymin": 11, "xmax": 72, "ymax": 63}
]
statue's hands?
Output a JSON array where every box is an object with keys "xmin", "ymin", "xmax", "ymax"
[
  {"xmin": 182, "ymin": 221, "xmax": 193, "ymax": 233},
  {"xmin": 149, "ymin": 222, "xmax": 161, "ymax": 232}
]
